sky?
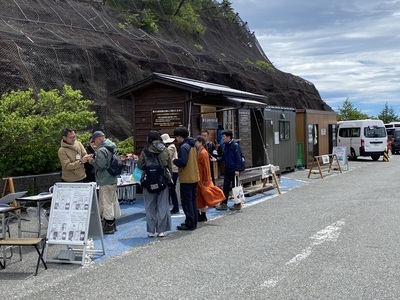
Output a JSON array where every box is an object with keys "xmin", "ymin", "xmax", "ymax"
[{"xmin": 230, "ymin": 0, "xmax": 400, "ymax": 118}]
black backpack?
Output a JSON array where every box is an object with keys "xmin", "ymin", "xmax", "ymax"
[
  {"xmin": 104, "ymin": 146, "xmax": 123, "ymax": 176},
  {"xmin": 140, "ymin": 149, "xmax": 168, "ymax": 193}
]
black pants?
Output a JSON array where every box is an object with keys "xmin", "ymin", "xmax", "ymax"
[
  {"xmin": 169, "ymin": 172, "xmax": 179, "ymax": 210},
  {"xmin": 222, "ymin": 170, "xmax": 236, "ymax": 205},
  {"xmin": 180, "ymin": 182, "xmax": 198, "ymax": 228}
]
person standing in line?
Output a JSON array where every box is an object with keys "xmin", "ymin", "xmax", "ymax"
[
  {"xmin": 161, "ymin": 133, "xmax": 180, "ymax": 214},
  {"xmin": 211, "ymin": 130, "xmax": 242, "ymax": 211},
  {"xmin": 137, "ymin": 131, "xmax": 172, "ymax": 238},
  {"xmin": 195, "ymin": 136, "xmax": 225, "ymax": 222},
  {"xmin": 173, "ymin": 126, "xmax": 200, "ymax": 231},
  {"xmin": 58, "ymin": 127, "xmax": 91, "ymax": 182},
  {"xmin": 88, "ymin": 131, "xmax": 121, "ymax": 234},
  {"xmin": 200, "ymin": 130, "xmax": 217, "ymax": 185}
]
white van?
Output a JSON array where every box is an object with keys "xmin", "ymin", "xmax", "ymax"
[{"xmin": 337, "ymin": 119, "xmax": 387, "ymax": 161}]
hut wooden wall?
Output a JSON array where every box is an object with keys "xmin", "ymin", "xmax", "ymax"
[
  {"xmin": 132, "ymin": 84, "xmax": 188, "ymax": 153},
  {"xmin": 296, "ymin": 109, "xmax": 337, "ymax": 166}
]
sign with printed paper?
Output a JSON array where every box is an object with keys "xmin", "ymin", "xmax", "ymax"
[{"xmin": 332, "ymin": 146, "xmax": 348, "ymax": 171}]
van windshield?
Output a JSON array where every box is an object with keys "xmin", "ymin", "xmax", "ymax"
[
  {"xmin": 393, "ymin": 131, "xmax": 400, "ymax": 139},
  {"xmin": 364, "ymin": 126, "xmax": 386, "ymax": 138}
]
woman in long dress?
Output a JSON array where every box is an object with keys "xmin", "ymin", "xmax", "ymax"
[{"xmin": 195, "ymin": 136, "xmax": 225, "ymax": 221}]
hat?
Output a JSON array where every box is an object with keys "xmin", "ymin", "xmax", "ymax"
[
  {"xmin": 161, "ymin": 133, "xmax": 175, "ymax": 144},
  {"xmin": 90, "ymin": 131, "xmax": 105, "ymax": 142}
]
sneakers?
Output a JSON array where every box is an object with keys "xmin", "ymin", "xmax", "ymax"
[
  {"xmin": 215, "ymin": 203, "xmax": 228, "ymax": 210},
  {"xmin": 229, "ymin": 203, "xmax": 242, "ymax": 211}
]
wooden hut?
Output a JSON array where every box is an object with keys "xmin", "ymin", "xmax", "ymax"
[
  {"xmin": 296, "ymin": 109, "xmax": 338, "ymax": 167},
  {"xmin": 111, "ymin": 72, "xmax": 269, "ymax": 168}
]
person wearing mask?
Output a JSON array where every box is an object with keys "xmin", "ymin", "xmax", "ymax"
[
  {"xmin": 173, "ymin": 126, "xmax": 200, "ymax": 231},
  {"xmin": 161, "ymin": 133, "xmax": 180, "ymax": 214},
  {"xmin": 137, "ymin": 131, "xmax": 172, "ymax": 238},
  {"xmin": 88, "ymin": 131, "xmax": 120, "ymax": 234},
  {"xmin": 195, "ymin": 136, "xmax": 225, "ymax": 222},
  {"xmin": 58, "ymin": 127, "xmax": 91, "ymax": 182},
  {"xmin": 211, "ymin": 130, "xmax": 242, "ymax": 211}
]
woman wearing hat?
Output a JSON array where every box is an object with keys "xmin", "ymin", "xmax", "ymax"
[{"xmin": 161, "ymin": 133, "xmax": 180, "ymax": 214}]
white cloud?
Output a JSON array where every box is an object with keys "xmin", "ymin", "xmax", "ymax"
[{"xmin": 230, "ymin": 0, "xmax": 400, "ymax": 116}]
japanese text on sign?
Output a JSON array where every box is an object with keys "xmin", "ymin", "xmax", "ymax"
[{"xmin": 152, "ymin": 108, "xmax": 183, "ymax": 129}]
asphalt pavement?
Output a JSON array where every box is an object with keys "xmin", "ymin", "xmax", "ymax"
[{"xmin": 1, "ymin": 154, "xmax": 400, "ymax": 299}]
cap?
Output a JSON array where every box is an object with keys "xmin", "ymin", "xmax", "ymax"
[
  {"xmin": 161, "ymin": 133, "xmax": 175, "ymax": 144},
  {"xmin": 90, "ymin": 131, "xmax": 105, "ymax": 142}
]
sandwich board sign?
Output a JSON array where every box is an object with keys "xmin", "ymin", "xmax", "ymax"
[
  {"xmin": 44, "ymin": 182, "xmax": 105, "ymax": 265},
  {"xmin": 332, "ymin": 146, "xmax": 348, "ymax": 171}
]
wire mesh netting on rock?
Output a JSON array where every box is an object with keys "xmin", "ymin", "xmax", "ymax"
[{"xmin": 0, "ymin": 0, "xmax": 332, "ymax": 138}]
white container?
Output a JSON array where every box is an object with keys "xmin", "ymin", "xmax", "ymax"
[{"xmin": 121, "ymin": 174, "xmax": 131, "ymax": 183}]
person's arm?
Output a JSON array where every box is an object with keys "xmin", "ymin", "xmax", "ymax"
[
  {"xmin": 234, "ymin": 143, "xmax": 242, "ymax": 174},
  {"xmin": 58, "ymin": 148, "xmax": 81, "ymax": 170},
  {"xmin": 173, "ymin": 144, "xmax": 189, "ymax": 168},
  {"xmin": 136, "ymin": 149, "xmax": 147, "ymax": 170},
  {"xmin": 91, "ymin": 148, "xmax": 109, "ymax": 170},
  {"xmin": 199, "ymin": 149, "xmax": 212, "ymax": 185},
  {"xmin": 78, "ymin": 141, "xmax": 88, "ymax": 157}
]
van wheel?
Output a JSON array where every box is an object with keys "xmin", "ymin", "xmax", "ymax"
[
  {"xmin": 371, "ymin": 155, "xmax": 380, "ymax": 161},
  {"xmin": 349, "ymin": 149, "xmax": 357, "ymax": 160}
]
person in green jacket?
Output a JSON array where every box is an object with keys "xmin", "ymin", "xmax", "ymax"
[{"xmin": 88, "ymin": 131, "xmax": 120, "ymax": 234}]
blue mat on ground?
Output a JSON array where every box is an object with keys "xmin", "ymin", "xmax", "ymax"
[{"xmin": 93, "ymin": 176, "xmax": 307, "ymax": 262}]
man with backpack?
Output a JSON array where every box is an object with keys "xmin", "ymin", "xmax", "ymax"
[
  {"xmin": 88, "ymin": 131, "xmax": 121, "ymax": 234},
  {"xmin": 211, "ymin": 130, "xmax": 243, "ymax": 211}
]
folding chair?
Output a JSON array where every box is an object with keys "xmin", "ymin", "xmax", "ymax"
[
  {"xmin": 0, "ymin": 191, "xmax": 27, "ymax": 265},
  {"xmin": 0, "ymin": 237, "xmax": 47, "ymax": 275}
]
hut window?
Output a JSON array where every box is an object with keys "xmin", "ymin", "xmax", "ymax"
[{"xmin": 279, "ymin": 121, "xmax": 290, "ymax": 140}]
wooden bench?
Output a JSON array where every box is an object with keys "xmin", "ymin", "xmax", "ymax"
[
  {"xmin": 0, "ymin": 238, "xmax": 47, "ymax": 276},
  {"xmin": 214, "ymin": 165, "xmax": 282, "ymax": 196}
]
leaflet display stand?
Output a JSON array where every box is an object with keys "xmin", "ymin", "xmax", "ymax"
[{"xmin": 44, "ymin": 183, "xmax": 105, "ymax": 265}]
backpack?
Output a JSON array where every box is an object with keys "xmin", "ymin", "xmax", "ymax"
[
  {"xmin": 140, "ymin": 149, "xmax": 168, "ymax": 193},
  {"xmin": 104, "ymin": 146, "xmax": 123, "ymax": 176}
]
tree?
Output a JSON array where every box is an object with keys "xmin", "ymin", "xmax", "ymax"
[
  {"xmin": 377, "ymin": 102, "xmax": 398, "ymax": 123},
  {"xmin": 0, "ymin": 85, "xmax": 97, "ymax": 176},
  {"xmin": 337, "ymin": 98, "xmax": 368, "ymax": 121}
]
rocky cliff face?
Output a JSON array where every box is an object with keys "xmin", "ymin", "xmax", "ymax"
[{"xmin": 0, "ymin": 0, "xmax": 332, "ymax": 139}]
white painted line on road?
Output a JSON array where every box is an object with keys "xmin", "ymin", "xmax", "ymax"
[
  {"xmin": 260, "ymin": 276, "xmax": 285, "ymax": 288},
  {"xmin": 286, "ymin": 219, "xmax": 345, "ymax": 266},
  {"xmin": 260, "ymin": 219, "xmax": 345, "ymax": 288}
]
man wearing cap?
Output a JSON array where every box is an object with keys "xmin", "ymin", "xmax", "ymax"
[
  {"xmin": 58, "ymin": 127, "xmax": 91, "ymax": 182},
  {"xmin": 161, "ymin": 133, "xmax": 180, "ymax": 214},
  {"xmin": 88, "ymin": 131, "xmax": 120, "ymax": 234}
]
